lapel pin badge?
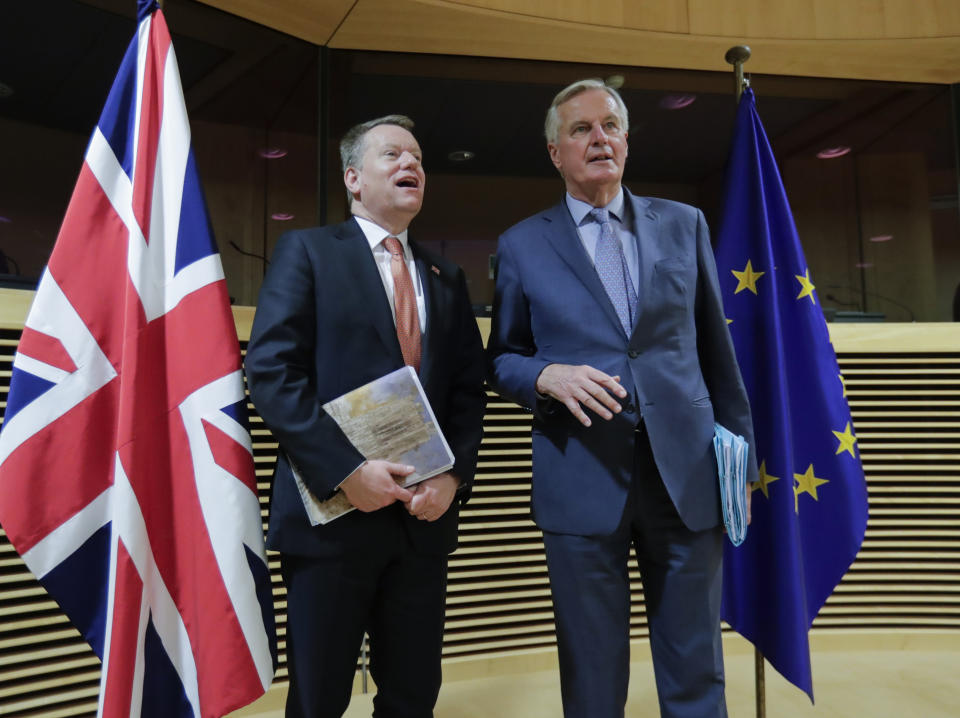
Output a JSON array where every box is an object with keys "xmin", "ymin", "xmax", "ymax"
[{"xmin": 431, "ymin": 265, "xmax": 440, "ymax": 275}]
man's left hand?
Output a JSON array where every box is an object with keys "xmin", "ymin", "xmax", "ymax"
[{"xmin": 405, "ymin": 472, "xmax": 460, "ymax": 522}]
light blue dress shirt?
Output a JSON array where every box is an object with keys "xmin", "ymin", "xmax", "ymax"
[{"xmin": 565, "ymin": 188, "xmax": 640, "ymax": 296}]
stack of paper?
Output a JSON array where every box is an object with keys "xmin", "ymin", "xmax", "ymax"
[{"xmin": 713, "ymin": 423, "xmax": 749, "ymax": 546}]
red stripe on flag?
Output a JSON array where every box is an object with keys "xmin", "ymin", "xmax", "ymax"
[
  {"xmin": 0, "ymin": 381, "xmax": 119, "ymax": 553},
  {"xmin": 202, "ymin": 419, "xmax": 258, "ymax": 496},
  {"xmin": 48, "ymin": 164, "xmax": 140, "ymax": 369},
  {"xmin": 116, "ymin": 279, "xmax": 261, "ymax": 714},
  {"xmin": 101, "ymin": 541, "xmax": 143, "ymax": 718},
  {"xmin": 116, "ymin": 281, "xmax": 240, "ymax": 445},
  {"xmin": 16, "ymin": 327, "xmax": 77, "ymax": 374},
  {"xmin": 119, "ymin": 414, "xmax": 262, "ymax": 716},
  {"xmin": 131, "ymin": 15, "xmax": 170, "ymax": 244}
]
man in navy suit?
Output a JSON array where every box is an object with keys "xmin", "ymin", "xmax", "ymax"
[
  {"xmin": 487, "ymin": 80, "xmax": 758, "ymax": 718},
  {"xmin": 245, "ymin": 115, "xmax": 485, "ymax": 718}
]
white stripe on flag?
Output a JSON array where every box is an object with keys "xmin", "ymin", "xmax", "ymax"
[
  {"xmin": 180, "ymin": 371, "xmax": 274, "ymax": 689},
  {"xmin": 22, "ymin": 488, "xmax": 112, "ymax": 578},
  {"xmin": 11, "ymin": 353, "xmax": 70, "ymax": 385},
  {"xmin": 0, "ymin": 271, "xmax": 117, "ymax": 466},
  {"xmin": 112, "ymin": 453, "xmax": 203, "ymax": 717}
]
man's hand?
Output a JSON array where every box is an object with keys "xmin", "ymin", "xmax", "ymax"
[
  {"xmin": 405, "ymin": 472, "xmax": 460, "ymax": 522},
  {"xmin": 536, "ymin": 363, "xmax": 627, "ymax": 427},
  {"xmin": 340, "ymin": 460, "xmax": 415, "ymax": 513}
]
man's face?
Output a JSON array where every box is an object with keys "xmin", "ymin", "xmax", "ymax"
[
  {"xmin": 548, "ymin": 89, "xmax": 628, "ymax": 203},
  {"xmin": 345, "ymin": 124, "xmax": 425, "ymax": 229}
]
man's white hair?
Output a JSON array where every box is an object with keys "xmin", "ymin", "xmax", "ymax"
[{"xmin": 544, "ymin": 79, "xmax": 629, "ymax": 145}]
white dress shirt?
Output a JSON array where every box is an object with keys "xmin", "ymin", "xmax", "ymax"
[{"xmin": 354, "ymin": 216, "xmax": 428, "ymax": 331}]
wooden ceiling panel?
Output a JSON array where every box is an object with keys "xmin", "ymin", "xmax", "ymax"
[
  {"xmin": 195, "ymin": 0, "xmax": 355, "ymax": 45},
  {"xmin": 326, "ymin": 0, "xmax": 960, "ymax": 83},
  {"xmin": 192, "ymin": 0, "xmax": 960, "ymax": 83}
]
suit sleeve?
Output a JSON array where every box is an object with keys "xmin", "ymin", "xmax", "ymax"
[
  {"xmin": 485, "ymin": 232, "xmax": 553, "ymax": 415},
  {"xmin": 244, "ymin": 231, "xmax": 365, "ymax": 498},
  {"xmin": 441, "ymin": 268, "xmax": 487, "ymax": 504},
  {"xmin": 694, "ymin": 210, "xmax": 760, "ymax": 484}
]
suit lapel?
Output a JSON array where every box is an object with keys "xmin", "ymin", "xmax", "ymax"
[
  {"xmin": 626, "ymin": 190, "xmax": 660, "ymax": 341},
  {"xmin": 411, "ymin": 241, "xmax": 440, "ymax": 382},
  {"xmin": 334, "ymin": 218, "xmax": 404, "ymax": 365},
  {"xmin": 542, "ymin": 202, "xmax": 626, "ymax": 337}
]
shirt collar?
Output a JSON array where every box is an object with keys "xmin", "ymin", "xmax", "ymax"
[
  {"xmin": 565, "ymin": 187, "xmax": 626, "ymax": 227},
  {"xmin": 354, "ymin": 215, "xmax": 410, "ymax": 253}
]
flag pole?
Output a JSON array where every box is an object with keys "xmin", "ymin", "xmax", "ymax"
[
  {"xmin": 724, "ymin": 44, "xmax": 765, "ymax": 718},
  {"xmin": 725, "ymin": 45, "xmax": 752, "ymax": 104}
]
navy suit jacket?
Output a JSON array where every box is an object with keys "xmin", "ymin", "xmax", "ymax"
[
  {"xmin": 487, "ymin": 190, "xmax": 757, "ymax": 536},
  {"xmin": 245, "ymin": 218, "xmax": 486, "ymax": 557}
]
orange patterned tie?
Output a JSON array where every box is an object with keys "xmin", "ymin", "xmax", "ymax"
[{"xmin": 383, "ymin": 236, "xmax": 421, "ymax": 371}]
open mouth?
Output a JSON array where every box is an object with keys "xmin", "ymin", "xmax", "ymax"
[
  {"xmin": 396, "ymin": 176, "xmax": 421, "ymax": 188},
  {"xmin": 588, "ymin": 153, "xmax": 613, "ymax": 163}
]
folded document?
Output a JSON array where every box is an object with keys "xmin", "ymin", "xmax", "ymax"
[
  {"xmin": 713, "ymin": 423, "xmax": 749, "ymax": 546},
  {"xmin": 290, "ymin": 366, "xmax": 454, "ymax": 525}
]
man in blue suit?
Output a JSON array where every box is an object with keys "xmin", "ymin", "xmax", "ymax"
[
  {"xmin": 246, "ymin": 115, "xmax": 485, "ymax": 717},
  {"xmin": 487, "ymin": 80, "xmax": 758, "ymax": 718}
]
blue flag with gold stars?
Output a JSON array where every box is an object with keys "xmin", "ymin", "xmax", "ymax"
[{"xmin": 714, "ymin": 87, "xmax": 869, "ymax": 700}]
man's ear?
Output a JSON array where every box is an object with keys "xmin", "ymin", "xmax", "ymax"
[
  {"xmin": 547, "ymin": 143, "xmax": 563, "ymax": 175},
  {"xmin": 344, "ymin": 167, "xmax": 361, "ymax": 197}
]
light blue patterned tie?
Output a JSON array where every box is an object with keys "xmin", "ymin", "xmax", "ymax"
[{"xmin": 591, "ymin": 207, "xmax": 638, "ymax": 335}]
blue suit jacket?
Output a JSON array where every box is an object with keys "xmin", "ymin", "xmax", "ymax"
[
  {"xmin": 487, "ymin": 190, "xmax": 758, "ymax": 536},
  {"xmin": 245, "ymin": 218, "xmax": 486, "ymax": 557}
]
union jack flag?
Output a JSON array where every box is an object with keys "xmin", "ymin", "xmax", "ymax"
[{"xmin": 0, "ymin": 2, "xmax": 276, "ymax": 716}]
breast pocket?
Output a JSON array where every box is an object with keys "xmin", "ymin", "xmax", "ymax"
[{"xmin": 653, "ymin": 257, "xmax": 689, "ymax": 310}]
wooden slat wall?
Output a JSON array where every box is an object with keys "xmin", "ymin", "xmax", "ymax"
[{"xmin": 1, "ymin": 318, "xmax": 959, "ymax": 715}]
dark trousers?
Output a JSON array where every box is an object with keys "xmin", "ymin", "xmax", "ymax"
[
  {"xmin": 281, "ymin": 511, "xmax": 448, "ymax": 718},
  {"xmin": 543, "ymin": 427, "xmax": 727, "ymax": 718}
]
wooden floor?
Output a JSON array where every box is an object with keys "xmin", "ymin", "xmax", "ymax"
[{"xmin": 233, "ymin": 632, "xmax": 959, "ymax": 718}]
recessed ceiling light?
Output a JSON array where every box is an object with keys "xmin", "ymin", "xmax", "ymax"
[
  {"xmin": 869, "ymin": 234, "xmax": 893, "ymax": 243},
  {"xmin": 271, "ymin": 213, "xmax": 294, "ymax": 221},
  {"xmin": 259, "ymin": 148, "xmax": 287, "ymax": 159},
  {"xmin": 605, "ymin": 75, "xmax": 625, "ymax": 89},
  {"xmin": 0, "ymin": 82, "xmax": 13, "ymax": 99},
  {"xmin": 448, "ymin": 150, "xmax": 475, "ymax": 162},
  {"xmin": 816, "ymin": 146, "xmax": 851, "ymax": 159},
  {"xmin": 659, "ymin": 94, "xmax": 697, "ymax": 110}
]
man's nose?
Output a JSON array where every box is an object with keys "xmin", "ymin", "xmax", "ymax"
[
  {"xmin": 400, "ymin": 151, "xmax": 420, "ymax": 167},
  {"xmin": 589, "ymin": 124, "xmax": 608, "ymax": 143}
]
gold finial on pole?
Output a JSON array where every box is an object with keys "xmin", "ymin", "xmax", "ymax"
[{"xmin": 725, "ymin": 45, "xmax": 752, "ymax": 103}]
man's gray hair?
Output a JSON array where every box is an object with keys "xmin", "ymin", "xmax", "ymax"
[
  {"xmin": 544, "ymin": 79, "xmax": 629, "ymax": 145},
  {"xmin": 339, "ymin": 114, "xmax": 415, "ymax": 173}
]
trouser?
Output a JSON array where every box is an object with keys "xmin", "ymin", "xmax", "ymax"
[
  {"xmin": 543, "ymin": 425, "xmax": 727, "ymax": 718},
  {"xmin": 281, "ymin": 517, "xmax": 448, "ymax": 718}
]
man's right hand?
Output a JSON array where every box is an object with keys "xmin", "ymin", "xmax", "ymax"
[
  {"xmin": 535, "ymin": 364, "xmax": 627, "ymax": 427},
  {"xmin": 339, "ymin": 460, "xmax": 415, "ymax": 512}
]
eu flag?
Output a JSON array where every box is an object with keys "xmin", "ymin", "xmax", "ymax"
[{"xmin": 714, "ymin": 87, "xmax": 869, "ymax": 699}]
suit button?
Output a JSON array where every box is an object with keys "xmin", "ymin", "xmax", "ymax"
[
  {"xmin": 624, "ymin": 403, "xmax": 636, "ymax": 413},
  {"xmin": 628, "ymin": 350, "xmax": 639, "ymax": 358}
]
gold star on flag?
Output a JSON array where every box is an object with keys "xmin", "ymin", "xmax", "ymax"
[
  {"xmin": 732, "ymin": 260, "xmax": 765, "ymax": 295},
  {"xmin": 795, "ymin": 269, "xmax": 816, "ymax": 303},
  {"xmin": 833, "ymin": 422, "xmax": 858, "ymax": 457},
  {"xmin": 755, "ymin": 460, "xmax": 780, "ymax": 499},
  {"xmin": 726, "ymin": 318, "xmax": 733, "ymax": 325},
  {"xmin": 793, "ymin": 463, "xmax": 829, "ymax": 512}
]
